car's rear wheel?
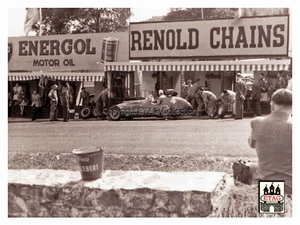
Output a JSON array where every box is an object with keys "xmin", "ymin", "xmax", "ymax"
[
  {"xmin": 80, "ymin": 106, "xmax": 92, "ymax": 119},
  {"xmin": 108, "ymin": 106, "xmax": 121, "ymax": 121},
  {"xmin": 92, "ymin": 107, "xmax": 98, "ymax": 118}
]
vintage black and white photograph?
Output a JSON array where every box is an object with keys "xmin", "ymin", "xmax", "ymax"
[{"xmin": 6, "ymin": 2, "xmax": 297, "ymax": 222}]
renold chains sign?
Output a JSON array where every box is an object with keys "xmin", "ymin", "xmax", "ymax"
[{"xmin": 129, "ymin": 16, "xmax": 289, "ymax": 59}]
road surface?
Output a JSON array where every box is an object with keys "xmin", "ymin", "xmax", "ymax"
[{"xmin": 8, "ymin": 116, "xmax": 256, "ymax": 157}]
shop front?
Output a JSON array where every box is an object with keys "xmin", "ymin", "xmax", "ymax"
[
  {"xmin": 104, "ymin": 15, "xmax": 291, "ymax": 114},
  {"xmin": 104, "ymin": 59, "xmax": 290, "ymax": 96},
  {"xmin": 8, "ymin": 32, "xmax": 129, "ymax": 118}
]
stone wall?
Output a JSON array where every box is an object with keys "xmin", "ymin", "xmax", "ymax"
[{"xmin": 8, "ymin": 169, "xmax": 226, "ymax": 217}]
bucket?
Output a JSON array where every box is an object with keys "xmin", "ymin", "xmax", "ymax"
[{"xmin": 72, "ymin": 146, "xmax": 104, "ymax": 180}]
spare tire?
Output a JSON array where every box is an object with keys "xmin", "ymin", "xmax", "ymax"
[{"xmin": 80, "ymin": 106, "xmax": 92, "ymax": 119}]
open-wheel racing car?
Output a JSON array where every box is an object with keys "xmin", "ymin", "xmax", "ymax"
[{"xmin": 107, "ymin": 95, "xmax": 194, "ymax": 121}]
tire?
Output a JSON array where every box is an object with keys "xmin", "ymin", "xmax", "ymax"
[
  {"xmin": 92, "ymin": 107, "xmax": 98, "ymax": 118},
  {"xmin": 160, "ymin": 105, "xmax": 170, "ymax": 116},
  {"xmin": 80, "ymin": 106, "xmax": 92, "ymax": 119},
  {"xmin": 108, "ymin": 106, "xmax": 121, "ymax": 121}
]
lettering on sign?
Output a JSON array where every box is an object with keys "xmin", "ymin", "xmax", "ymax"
[
  {"xmin": 17, "ymin": 38, "xmax": 96, "ymax": 68},
  {"xmin": 129, "ymin": 16, "xmax": 289, "ymax": 59}
]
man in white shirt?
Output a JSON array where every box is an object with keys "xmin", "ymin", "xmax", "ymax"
[{"xmin": 220, "ymin": 89, "xmax": 236, "ymax": 117}]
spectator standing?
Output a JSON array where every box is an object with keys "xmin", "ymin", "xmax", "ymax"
[
  {"xmin": 57, "ymin": 81, "xmax": 63, "ymax": 106},
  {"xmin": 220, "ymin": 90, "xmax": 236, "ymax": 117},
  {"xmin": 186, "ymin": 78, "xmax": 202, "ymax": 111},
  {"xmin": 48, "ymin": 84, "xmax": 59, "ymax": 121},
  {"xmin": 95, "ymin": 84, "xmax": 109, "ymax": 120},
  {"xmin": 12, "ymin": 83, "xmax": 22, "ymax": 105},
  {"xmin": 78, "ymin": 87, "xmax": 90, "ymax": 107},
  {"xmin": 31, "ymin": 90, "xmax": 41, "ymax": 121},
  {"xmin": 197, "ymin": 88, "xmax": 217, "ymax": 118},
  {"xmin": 61, "ymin": 83, "xmax": 70, "ymax": 122},
  {"xmin": 19, "ymin": 90, "xmax": 29, "ymax": 116},
  {"xmin": 235, "ymin": 73, "xmax": 247, "ymax": 119},
  {"xmin": 276, "ymin": 72, "xmax": 287, "ymax": 89},
  {"xmin": 264, "ymin": 74, "xmax": 275, "ymax": 101},
  {"xmin": 286, "ymin": 73, "xmax": 292, "ymax": 91},
  {"xmin": 181, "ymin": 81, "xmax": 188, "ymax": 99},
  {"xmin": 66, "ymin": 82, "xmax": 74, "ymax": 107},
  {"xmin": 38, "ymin": 74, "xmax": 46, "ymax": 106},
  {"xmin": 152, "ymin": 73, "xmax": 160, "ymax": 96},
  {"xmin": 248, "ymin": 88, "xmax": 292, "ymax": 194},
  {"xmin": 251, "ymin": 74, "xmax": 263, "ymax": 117}
]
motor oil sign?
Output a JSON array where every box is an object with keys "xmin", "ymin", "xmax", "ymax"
[
  {"xmin": 129, "ymin": 15, "xmax": 289, "ymax": 59},
  {"xmin": 8, "ymin": 32, "xmax": 129, "ymax": 71}
]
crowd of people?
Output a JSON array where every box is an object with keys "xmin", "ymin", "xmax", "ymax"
[
  {"xmin": 10, "ymin": 76, "xmax": 75, "ymax": 122},
  {"xmin": 181, "ymin": 71, "xmax": 292, "ymax": 119}
]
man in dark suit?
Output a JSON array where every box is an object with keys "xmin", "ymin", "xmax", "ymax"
[
  {"xmin": 251, "ymin": 74, "xmax": 263, "ymax": 116},
  {"xmin": 235, "ymin": 73, "xmax": 246, "ymax": 119}
]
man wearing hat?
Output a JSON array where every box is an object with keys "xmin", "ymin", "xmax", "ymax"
[
  {"xmin": 235, "ymin": 73, "xmax": 247, "ymax": 119},
  {"xmin": 48, "ymin": 84, "xmax": 59, "ymax": 121}
]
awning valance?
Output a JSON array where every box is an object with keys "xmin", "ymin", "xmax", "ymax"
[
  {"xmin": 104, "ymin": 59, "xmax": 291, "ymax": 72},
  {"xmin": 8, "ymin": 72, "xmax": 104, "ymax": 82}
]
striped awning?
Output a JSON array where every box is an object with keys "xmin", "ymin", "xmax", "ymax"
[
  {"xmin": 8, "ymin": 72, "xmax": 104, "ymax": 82},
  {"xmin": 104, "ymin": 59, "xmax": 291, "ymax": 72}
]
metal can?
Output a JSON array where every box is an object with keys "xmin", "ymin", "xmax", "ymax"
[{"xmin": 100, "ymin": 37, "xmax": 119, "ymax": 63}]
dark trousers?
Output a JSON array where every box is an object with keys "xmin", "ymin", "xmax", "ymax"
[
  {"xmin": 32, "ymin": 106, "xmax": 41, "ymax": 121},
  {"xmin": 62, "ymin": 105, "xmax": 70, "ymax": 121},
  {"xmin": 236, "ymin": 99, "xmax": 244, "ymax": 119},
  {"xmin": 96, "ymin": 102, "xmax": 107, "ymax": 118},
  {"xmin": 252, "ymin": 99, "xmax": 262, "ymax": 116}
]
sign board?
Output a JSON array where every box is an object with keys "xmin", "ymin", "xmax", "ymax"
[
  {"xmin": 129, "ymin": 16, "xmax": 289, "ymax": 59},
  {"xmin": 8, "ymin": 32, "xmax": 129, "ymax": 72}
]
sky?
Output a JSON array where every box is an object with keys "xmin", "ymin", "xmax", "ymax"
[{"xmin": 7, "ymin": 8, "xmax": 170, "ymax": 37}]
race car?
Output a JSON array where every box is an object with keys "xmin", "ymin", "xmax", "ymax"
[{"xmin": 107, "ymin": 95, "xmax": 194, "ymax": 121}]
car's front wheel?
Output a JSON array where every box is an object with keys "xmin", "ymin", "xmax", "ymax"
[
  {"xmin": 80, "ymin": 106, "xmax": 92, "ymax": 119},
  {"xmin": 108, "ymin": 106, "xmax": 121, "ymax": 121}
]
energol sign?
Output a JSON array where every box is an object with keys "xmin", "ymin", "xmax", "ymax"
[
  {"xmin": 8, "ymin": 33, "xmax": 129, "ymax": 71},
  {"xmin": 129, "ymin": 15, "xmax": 289, "ymax": 59}
]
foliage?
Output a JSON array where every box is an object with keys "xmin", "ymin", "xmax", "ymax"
[
  {"xmin": 40, "ymin": 8, "xmax": 131, "ymax": 35},
  {"xmin": 8, "ymin": 152, "xmax": 255, "ymax": 173},
  {"xmin": 162, "ymin": 8, "xmax": 289, "ymax": 22},
  {"xmin": 163, "ymin": 8, "xmax": 237, "ymax": 21}
]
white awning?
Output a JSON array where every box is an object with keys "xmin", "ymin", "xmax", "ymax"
[
  {"xmin": 104, "ymin": 59, "xmax": 291, "ymax": 72},
  {"xmin": 8, "ymin": 72, "xmax": 104, "ymax": 82}
]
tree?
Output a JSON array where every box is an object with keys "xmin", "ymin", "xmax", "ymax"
[
  {"xmin": 40, "ymin": 8, "xmax": 132, "ymax": 35},
  {"xmin": 163, "ymin": 8, "xmax": 236, "ymax": 21},
  {"xmin": 163, "ymin": 8, "xmax": 289, "ymax": 21}
]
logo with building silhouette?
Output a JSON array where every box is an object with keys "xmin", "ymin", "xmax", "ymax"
[{"xmin": 259, "ymin": 181, "xmax": 285, "ymax": 214}]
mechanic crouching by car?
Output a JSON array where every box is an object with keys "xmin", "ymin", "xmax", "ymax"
[
  {"xmin": 95, "ymin": 84, "xmax": 108, "ymax": 120},
  {"xmin": 197, "ymin": 88, "xmax": 217, "ymax": 119}
]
